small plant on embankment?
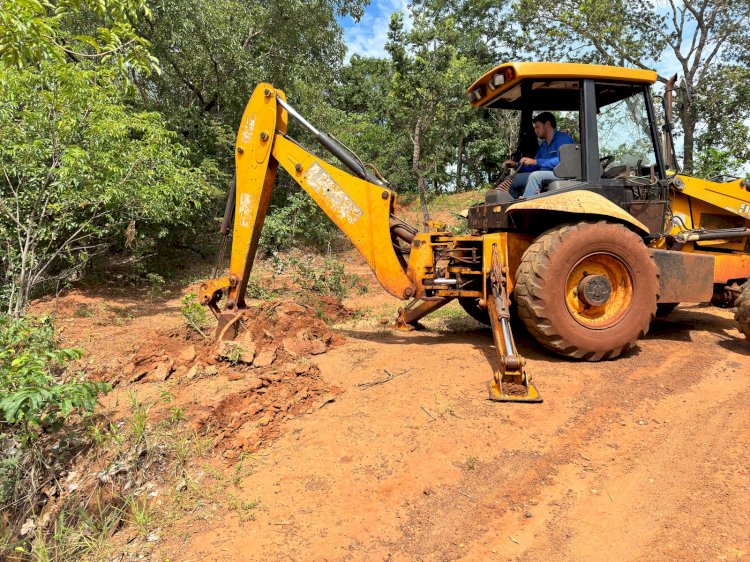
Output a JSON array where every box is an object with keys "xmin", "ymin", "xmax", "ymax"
[
  {"xmin": 290, "ymin": 256, "xmax": 365, "ymax": 299},
  {"xmin": 180, "ymin": 293, "xmax": 209, "ymax": 337},
  {"xmin": 0, "ymin": 314, "xmax": 110, "ymax": 559}
]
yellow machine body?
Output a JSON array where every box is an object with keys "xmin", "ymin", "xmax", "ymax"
[{"xmin": 663, "ymin": 175, "xmax": 750, "ymax": 283}]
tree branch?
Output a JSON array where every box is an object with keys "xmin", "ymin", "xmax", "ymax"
[{"xmin": 30, "ymin": 208, "xmax": 110, "ymax": 287}]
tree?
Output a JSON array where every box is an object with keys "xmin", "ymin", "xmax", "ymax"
[
  {"xmin": 331, "ymin": 55, "xmax": 412, "ymax": 189},
  {"xmin": 386, "ymin": 3, "xmax": 484, "ymax": 218},
  {"xmin": 693, "ymin": 65, "xmax": 750, "ymax": 178},
  {"xmin": 515, "ymin": 0, "xmax": 750, "ymax": 173},
  {"xmin": 0, "ymin": 0, "xmax": 156, "ymax": 75},
  {"xmin": 382, "ymin": 0, "xmax": 520, "ymax": 220},
  {"xmin": 132, "ymin": 0, "xmax": 369, "ymax": 168},
  {"xmin": 0, "ymin": 62, "xmax": 218, "ymax": 315}
]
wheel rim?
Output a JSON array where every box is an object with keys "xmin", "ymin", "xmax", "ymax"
[{"xmin": 564, "ymin": 252, "xmax": 634, "ymax": 329}]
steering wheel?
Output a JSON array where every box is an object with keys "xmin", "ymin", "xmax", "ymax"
[{"xmin": 599, "ymin": 155, "xmax": 615, "ymax": 170}]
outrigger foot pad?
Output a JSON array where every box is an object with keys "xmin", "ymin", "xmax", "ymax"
[{"xmin": 487, "ymin": 373, "xmax": 543, "ymax": 403}]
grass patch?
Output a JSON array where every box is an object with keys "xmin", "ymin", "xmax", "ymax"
[
  {"xmin": 72, "ymin": 304, "xmax": 95, "ymax": 318},
  {"xmin": 126, "ymin": 495, "xmax": 152, "ymax": 537}
]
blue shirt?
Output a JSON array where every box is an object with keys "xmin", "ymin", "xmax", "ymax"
[{"xmin": 519, "ymin": 130, "xmax": 575, "ymax": 172}]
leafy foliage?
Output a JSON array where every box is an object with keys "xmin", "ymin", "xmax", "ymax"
[
  {"xmin": 260, "ymin": 191, "xmax": 337, "ymax": 251},
  {"xmin": 290, "ymin": 256, "xmax": 363, "ymax": 299},
  {"xmin": 0, "ymin": 314, "xmax": 109, "ymax": 445},
  {"xmin": 693, "ymin": 64, "xmax": 750, "ymax": 178},
  {"xmin": 180, "ymin": 293, "xmax": 208, "ymax": 337},
  {"xmin": 0, "ymin": 0, "xmax": 157, "ymax": 75},
  {"xmin": 131, "ymin": 0, "xmax": 366, "ymax": 168},
  {"xmin": 0, "ymin": 61, "xmax": 218, "ymax": 314}
]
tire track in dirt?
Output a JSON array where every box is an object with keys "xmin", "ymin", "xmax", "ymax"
[
  {"xmin": 463, "ymin": 358, "xmax": 748, "ymax": 562},
  {"xmin": 384, "ymin": 320, "xmax": 748, "ymax": 561},
  {"xmin": 165, "ymin": 303, "xmax": 748, "ymax": 562}
]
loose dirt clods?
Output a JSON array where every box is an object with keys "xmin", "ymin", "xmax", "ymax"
[{"xmin": 110, "ymin": 299, "xmax": 348, "ymax": 458}]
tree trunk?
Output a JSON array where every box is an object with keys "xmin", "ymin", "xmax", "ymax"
[
  {"xmin": 412, "ymin": 118, "xmax": 430, "ymax": 226},
  {"xmin": 677, "ymin": 83, "xmax": 697, "ymax": 173},
  {"xmin": 681, "ymin": 108, "xmax": 695, "ymax": 174},
  {"xmin": 456, "ymin": 136, "xmax": 464, "ymax": 192},
  {"xmin": 13, "ymin": 228, "xmax": 33, "ymax": 317}
]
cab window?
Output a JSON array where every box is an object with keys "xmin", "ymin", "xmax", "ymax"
[{"xmin": 595, "ymin": 84, "xmax": 657, "ymax": 175}]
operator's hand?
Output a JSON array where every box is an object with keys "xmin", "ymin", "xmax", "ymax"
[
  {"xmin": 502, "ymin": 160, "xmax": 517, "ymax": 169},
  {"xmin": 518, "ymin": 157, "xmax": 537, "ymax": 167}
]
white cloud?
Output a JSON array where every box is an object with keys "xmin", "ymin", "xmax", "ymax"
[{"xmin": 341, "ymin": 0, "xmax": 411, "ymax": 61}]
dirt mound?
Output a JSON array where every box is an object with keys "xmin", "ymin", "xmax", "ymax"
[
  {"xmin": 224, "ymin": 299, "xmax": 347, "ymax": 359},
  {"xmin": 113, "ymin": 299, "xmax": 347, "ymax": 459},
  {"xmin": 205, "ymin": 364, "xmax": 340, "ymax": 459}
]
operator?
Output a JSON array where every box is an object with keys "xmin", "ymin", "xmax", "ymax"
[{"xmin": 503, "ymin": 112, "xmax": 575, "ymax": 199}]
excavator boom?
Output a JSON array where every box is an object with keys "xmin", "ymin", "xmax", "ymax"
[{"xmin": 199, "ymin": 84, "xmax": 416, "ymax": 323}]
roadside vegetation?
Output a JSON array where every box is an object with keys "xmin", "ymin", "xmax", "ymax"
[
  {"xmin": 0, "ymin": 312, "xmax": 243, "ymax": 560},
  {"xmin": 0, "ymin": 315, "xmax": 110, "ymax": 559}
]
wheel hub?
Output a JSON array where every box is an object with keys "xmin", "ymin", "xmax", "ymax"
[
  {"xmin": 564, "ymin": 252, "xmax": 635, "ymax": 329},
  {"xmin": 577, "ymin": 274, "xmax": 612, "ymax": 306}
]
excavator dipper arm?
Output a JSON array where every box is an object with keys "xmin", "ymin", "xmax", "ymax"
[{"xmin": 486, "ymin": 244, "xmax": 541, "ymax": 402}]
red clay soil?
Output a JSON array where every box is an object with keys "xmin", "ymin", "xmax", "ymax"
[{"xmin": 33, "ymin": 267, "xmax": 750, "ymax": 562}]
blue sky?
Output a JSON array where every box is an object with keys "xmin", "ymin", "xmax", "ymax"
[
  {"xmin": 339, "ymin": 0, "xmax": 409, "ymax": 60},
  {"xmin": 341, "ymin": 2, "xmax": 686, "ymax": 76},
  {"xmin": 342, "ymin": 2, "xmax": 690, "ymax": 64}
]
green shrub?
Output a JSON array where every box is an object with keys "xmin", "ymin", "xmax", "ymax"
[
  {"xmin": 0, "ymin": 315, "xmax": 109, "ymax": 446},
  {"xmin": 289, "ymin": 256, "xmax": 363, "ymax": 300},
  {"xmin": 180, "ymin": 294, "xmax": 208, "ymax": 337},
  {"xmin": 145, "ymin": 272, "xmax": 167, "ymax": 301},
  {"xmin": 260, "ymin": 191, "xmax": 336, "ymax": 251}
]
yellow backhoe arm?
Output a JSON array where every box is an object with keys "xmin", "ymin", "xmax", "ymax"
[{"xmin": 199, "ymin": 84, "xmax": 415, "ymax": 332}]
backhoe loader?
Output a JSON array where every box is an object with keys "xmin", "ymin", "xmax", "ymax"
[{"xmin": 199, "ymin": 62, "xmax": 750, "ymax": 403}]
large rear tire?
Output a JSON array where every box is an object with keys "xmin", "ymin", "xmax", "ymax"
[
  {"xmin": 515, "ymin": 221, "xmax": 658, "ymax": 360},
  {"xmin": 734, "ymin": 281, "xmax": 750, "ymax": 340}
]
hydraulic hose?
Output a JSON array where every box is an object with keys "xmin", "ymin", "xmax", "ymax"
[{"xmin": 276, "ymin": 96, "xmax": 384, "ymax": 187}]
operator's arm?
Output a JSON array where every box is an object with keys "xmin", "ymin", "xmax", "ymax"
[
  {"xmin": 518, "ymin": 157, "xmax": 539, "ymax": 172},
  {"xmin": 504, "ymin": 158, "xmax": 539, "ymax": 172}
]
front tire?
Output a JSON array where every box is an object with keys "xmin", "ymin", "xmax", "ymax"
[
  {"xmin": 734, "ymin": 281, "xmax": 750, "ymax": 340},
  {"xmin": 656, "ymin": 302, "xmax": 679, "ymax": 315},
  {"xmin": 515, "ymin": 221, "xmax": 659, "ymax": 360}
]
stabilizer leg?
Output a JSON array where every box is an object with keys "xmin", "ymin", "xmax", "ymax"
[
  {"xmin": 486, "ymin": 245, "xmax": 542, "ymax": 403},
  {"xmin": 395, "ymin": 297, "xmax": 452, "ymax": 330}
]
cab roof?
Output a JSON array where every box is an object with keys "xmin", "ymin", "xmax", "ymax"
[{"xmin": 467, "ymin": 62, "xmax": 658, "ymax": 110}]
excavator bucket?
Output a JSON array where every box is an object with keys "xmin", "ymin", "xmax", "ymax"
[{"xmin": 485, "ymin": 245, "xmax": 542, "ymax": 403}]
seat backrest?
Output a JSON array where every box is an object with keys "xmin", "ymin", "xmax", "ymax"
[{"xmin": 553, "ymin": 144, "xmax": 581, "ymax": 179}]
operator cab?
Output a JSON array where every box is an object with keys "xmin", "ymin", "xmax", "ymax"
[{"xmin": 465, "ymin": 62, "xmax": 668, "ymax": 234}]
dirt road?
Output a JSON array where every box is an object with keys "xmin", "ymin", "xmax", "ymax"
[
  {"xmin": 42, "ymin": 273, "xmax": 749, "ymax": 562},
  {"xmin": 164, "ymin": 292, "xmax": 748, "ymax": 561}
]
